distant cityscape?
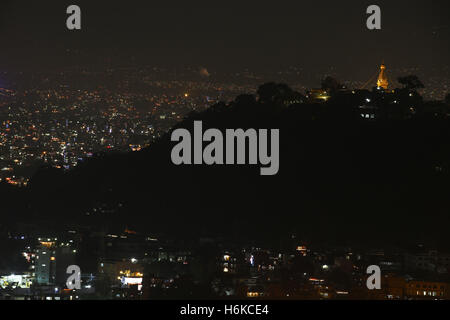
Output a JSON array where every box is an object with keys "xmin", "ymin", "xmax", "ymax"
[{"xmin": 1, "ymin": 63, "xmax": 450, "ymax": 186}]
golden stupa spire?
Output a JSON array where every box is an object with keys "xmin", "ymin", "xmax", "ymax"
[{"xmin": 377, "ymin": 62, "xmax": 389, "ymax": 90}]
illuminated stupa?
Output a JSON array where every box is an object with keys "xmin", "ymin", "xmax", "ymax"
[{"xmin": 376, "ymin": 63, "xmax": 389, "ymax": 90}]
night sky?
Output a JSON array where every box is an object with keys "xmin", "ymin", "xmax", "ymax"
[{"xmin": 0, "ymin": 0, "xmax": 449, "ymax": 76}]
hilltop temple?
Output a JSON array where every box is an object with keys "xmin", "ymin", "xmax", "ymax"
[{"xmin": 377, "ymin": 63, "xmax": 389, "ymax": 90}]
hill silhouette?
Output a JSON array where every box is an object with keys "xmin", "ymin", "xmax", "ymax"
[{"xmin": 8, "ymin": 83, "xmax": 450, "ymax": 248}]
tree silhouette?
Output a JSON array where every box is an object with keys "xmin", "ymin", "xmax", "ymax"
[
  {"xmin": 321, "ymin": 76, "xmax": 344, "ymax": 93},
  {"xmin": 257, "ymin": 83, "xmax": 290, "ymax": 104},
  {"xmin": 398, "ymin": 75, "xmax": 425, "ymax": 91},
  {"xmin": 257, "ymin": 83, "xmax": 304, "ymax": 106}
]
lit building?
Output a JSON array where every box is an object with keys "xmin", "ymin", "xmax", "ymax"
[
  {"xmin": 306, "ymin": 89, "xmax": 331, "ymax": 103},
  {"xmin": 0, "ymin": 274, "xmax": 33, "ymax": 289},
  {"xmin": 35, "ymin": 241, "xmax": 57, "ymax": 285},
  {"xmin": 98, "ymin": 259, "xmax": 144, "ymax": 286},
  {"xmin": 34, "ymin": 238, "xmax": 78, "ymax": 286},
  {"xmin": 405, "ymin": 280, "xmax": 448, "ymax": 299}
]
